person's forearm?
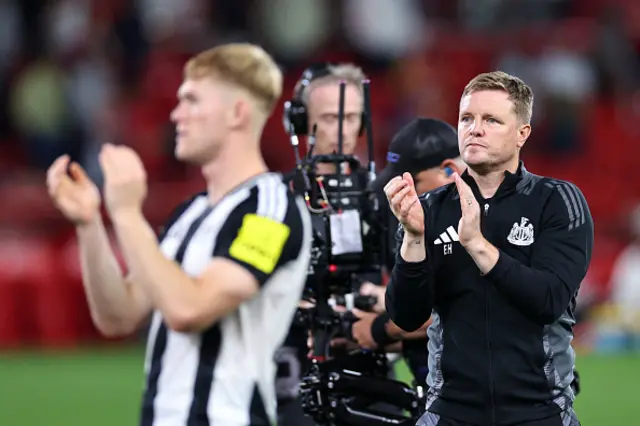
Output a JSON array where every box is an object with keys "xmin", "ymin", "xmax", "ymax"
[
  {"xmin": 110, "ymin": 210, "xmax": 202, "ymax": 330},
  {"xmin": 471, "ymin": 237, "xmax": 586, "ymax": 325},
  {"xmin": 76, "ymin": 217, "xmax": 147, "ymax": 336},
  {"xmin": 465, "ymin": 237, "xmax": 499, "ymax": 274},
  {"xmin": 386, "ymin": 318, "xmax": 430, "ymax": 340},
  {"xmin": 383, "ymin": 341, "xmax": 403, "ymax": 353},
  {"xmin": 400, "ymin": 232, "xmax": 426, "ymax": 262},
  {"xmin": 386, "ymin": 232, "xmax": 431, "ymax": 332},
  {"xmin": 483, "ymin": 248, "xmax": 581, "ymax": 325}
]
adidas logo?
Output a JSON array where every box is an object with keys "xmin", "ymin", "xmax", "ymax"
[{"xmin": 434, "ymin": 226, "xmax": 459, "ymax": 245}]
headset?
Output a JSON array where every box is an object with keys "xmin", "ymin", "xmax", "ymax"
[{"xmin": 283, "ymin": 62, "xmax": 366, "ymax": 137}]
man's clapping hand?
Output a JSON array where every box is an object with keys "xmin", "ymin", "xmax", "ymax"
[
  {"xmin": 384, "ymin": 173, "xmax": 424, "ymax": 237},
  {"xmin": 452, "ymin": 173, "xmax": 483, "ymax": 250},
  {"xmin": 47, "ymin": 155, "xmax": 101, "ymax": 226},
  {"xmin": 99, "ymin": 144, "xmax": 148, "ymax": 221}
]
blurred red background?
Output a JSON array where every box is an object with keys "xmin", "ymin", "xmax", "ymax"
[{"xmin": 0, "ymin": 0, "xmax": 639, "ymax": 349}]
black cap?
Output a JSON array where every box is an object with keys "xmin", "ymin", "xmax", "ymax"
[{"xmin": 375, "ymin": 118, "xmax": 459, "ymax": 188}]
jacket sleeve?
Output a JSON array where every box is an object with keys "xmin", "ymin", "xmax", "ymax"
[
  {"xmin": 385, "ymin": 223, "xmax": 434, "ymax": 332},
  {"xmin": 484, "ymin": 182, "xmax": 594, "ymax": 325}
]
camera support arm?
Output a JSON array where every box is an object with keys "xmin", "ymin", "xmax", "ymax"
[
  {"xmin": 332, "ymin": 403, "xmax": 418, "ymax": 426},
  {"xmin": 299, "ymin": 351, "xmax": 424, "ymax": 426},
  {"xmin": 328, "ymin": 370, "xmax": 421, "ymax": 411},
  {"xmin": 310, "ymin": 281, "xmax": 334, "ymax": 360}
]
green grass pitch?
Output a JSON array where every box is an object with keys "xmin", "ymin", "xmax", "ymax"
[{"xmin": 0, "ymin": 345, "xmax": 636, "ymax": 425}]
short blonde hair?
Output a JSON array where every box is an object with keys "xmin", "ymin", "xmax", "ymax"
[
  {"xmin": 185, "ymin": 43, "xmax": 283, "ymax": 115},
  {"xmin": 462, "ymin": 71, "xmax": 534, "ymax": 124},
  {"xmin": 296, "ymin": 63, "xmax": 367, "ymax": 105}
]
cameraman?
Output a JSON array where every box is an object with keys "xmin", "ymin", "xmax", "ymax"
[
  {"xmin": 277, "ymin": 62, "xmax": 374, "ymax": 426},
  {"xmin": 351, "ymin": 118, "xmax": 464, "ymax": 387}
]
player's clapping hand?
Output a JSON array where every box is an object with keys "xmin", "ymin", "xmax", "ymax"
[
  {"xmin": 99, "ymin": 144, "xmax": 148, "ymax": 219},
  {"xmin": 46, "ymin": 155, "xmax": 101, "ymax": 226},
  {"xmin": 384, "ymin": 173, "xmax": 424, "ymax": 237},
  {"xmin": 452, "ymin": 173, "xmax": 482, "ymax": 249}
]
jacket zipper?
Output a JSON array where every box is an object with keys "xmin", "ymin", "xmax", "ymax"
[{"xmin": 482, "ymin": 202, "xmax": 496, "ymax": 425}]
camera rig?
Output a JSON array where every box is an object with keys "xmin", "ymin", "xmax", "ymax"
[
  {"xmin": 299, "ymin": 351, "xmax": 423, "ymax": 426},
  {"xmin": 285, "ymin": 78, "xmax": 424, "ymax": 425}
]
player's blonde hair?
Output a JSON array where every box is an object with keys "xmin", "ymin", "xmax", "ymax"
[
  {"xmin": 462, "ymin": 71, "xmax": 534, "ymax": 124},
  {"xmin": 296, "ymin": 63, "xmax": 367, "ymax": 105},
  {"xmin": 184, "ymin": 43, "xmax": 283, "ymax": 115}
]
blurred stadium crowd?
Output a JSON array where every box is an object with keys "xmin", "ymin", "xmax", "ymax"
[{"xmin": 0, "ymin": 0, "xmax": 639, "ymax": 353}]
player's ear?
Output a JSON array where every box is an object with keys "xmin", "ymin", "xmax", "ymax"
[
  {"xmin": 231, "ymin": 97, "xmax": 251, "ymax": 130},
  {"xmin": 225, "ymin": 86, "xmax": 252, "ymax": 130}
]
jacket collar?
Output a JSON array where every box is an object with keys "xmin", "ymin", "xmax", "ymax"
[{"xmin": 458, "ymin": 160, "xmax": 531, "ymax": 200}]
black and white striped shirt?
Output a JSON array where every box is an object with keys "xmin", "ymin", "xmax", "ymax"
[{"xmin": 140, "ymin": 173, "xmax": 311, "ymax": 426}]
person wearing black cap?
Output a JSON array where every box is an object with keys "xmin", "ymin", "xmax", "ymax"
[
  {"xmin": 374, "ymin": 118, "xmax": 464, "ymax": 199},
  {"xmin": 349, "ymin": 118, "xmax": 465, "ymax": 387}
]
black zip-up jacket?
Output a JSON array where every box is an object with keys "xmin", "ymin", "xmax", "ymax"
[{"xmin": 385, "ymin": 163, "xmax": 593, "ymax": 426}]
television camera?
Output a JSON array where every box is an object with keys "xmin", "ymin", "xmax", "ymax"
[{"xmin": 283, "ymin": 65, "xmax": 424, "ymax": 426}]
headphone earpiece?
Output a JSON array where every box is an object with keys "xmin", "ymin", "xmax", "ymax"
[
  {"xmin": 444, "ymin": 166, "xmax": 454, "ymax": 177},
  {"xmin": 282, "ymin": 98, "xmax": 309, "ymax": 136},
  {"xmin": 283, "ymin": 63, "xmax": 366, "ymax": 137}
]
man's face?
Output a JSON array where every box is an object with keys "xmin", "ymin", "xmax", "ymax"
[
  {"xmin": 170, "ymin": 77, "xmax": 232, "ymax": 164},
  {"xmin": 457, "ymin": 90, "xmax": 529, "ymax": 171},
  {"xmin": 306, "ymin": 82, "xmax": 363, "ymax": 156}
]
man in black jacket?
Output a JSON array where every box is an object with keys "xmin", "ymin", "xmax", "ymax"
[{"xmin": 384, "ymin": 71, "xmax": 592, "ymax": 426}]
